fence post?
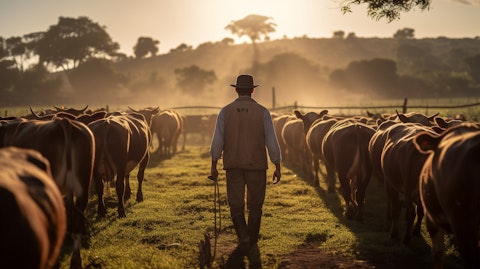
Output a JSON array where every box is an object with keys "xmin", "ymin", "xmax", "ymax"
[
  {"xmin": 402, "ymin": 98, "xmax": 408, "ymax": 113},
  {"xmin": 272, "ymin": 87, "xmax": 276, "ymax": 110}
]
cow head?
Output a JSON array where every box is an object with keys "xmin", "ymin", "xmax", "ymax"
[{"xmin": 294, "ymin": 109, "xmax": 328, "ymax": 134}]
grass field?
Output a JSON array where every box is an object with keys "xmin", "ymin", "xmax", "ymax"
[{"xmin": 56, "ymin": 142, "xmax": 463, "ymax": 269}]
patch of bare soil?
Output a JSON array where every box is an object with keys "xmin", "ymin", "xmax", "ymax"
[{"xmin": 277, "ymin": 243, "xmax": 376, "ymax": 269}]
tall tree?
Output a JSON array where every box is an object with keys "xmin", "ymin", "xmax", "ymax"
[
  {"xmin": 5, "ymin": 36, "xmax": 27, "ymax": 71},
  {"xmin": 225, "ymin": 14, "xmax": 276, "ymax": 70},
  {"xmin": 340, "ymin": 0, "xmax": 431, "ymax": 21},
  {"xmin": 35, "ymin": 16, "xmax": 119, "ymax": 72},
  {"xmin": 225, "ymin": 14, "xmax": 276, "ymax": 44},
  {"xmin": 133, "ymin": 37, "xmax": 159, "ymax": 59}
]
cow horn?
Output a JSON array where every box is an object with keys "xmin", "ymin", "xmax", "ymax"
[
  {"xmin": 80, "ymin": 105, "xmax": 88, "ymax": 112},
  {"xmin": 428, "ymin": 112, "xmax": 440, "ymax": 121},
  {"xmin": 29, "ymin": 106, "xmax": 42, "ymax": 119},
  {"xmin": 128, "ymin": 106, "xmax": 138, "ymax": 112},
  {"xmin": 53, "ymin": 105, "xmax": 63, "ymax": 111}
]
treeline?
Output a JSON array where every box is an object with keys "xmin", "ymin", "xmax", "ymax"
[{"xmin": 1, "ymin": 16, "xmax": 480, "ymax": 108}]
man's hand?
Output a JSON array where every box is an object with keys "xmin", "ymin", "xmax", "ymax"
[
  {"xmin": 272, "ymin": 163, "xmax": 281, "ymax": 184},
  {"xmin": 210, "ymin": 159, "xmax": 219, "ymax": 181}
]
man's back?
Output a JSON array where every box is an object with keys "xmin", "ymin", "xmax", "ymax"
[{"xmin": 223, "ymin": 96, "xmax": 268, "ymax": 170}]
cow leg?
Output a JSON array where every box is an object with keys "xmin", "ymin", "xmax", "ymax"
[
  {"xmin": 425, "ymin": 217, "xmax": 445, "ymax": 269},
  {"xmin": 403, "ymin": 197, "xmax": 415, "ymax": 245},
  {"xmin": 386, "ymin": 187, "xmax": 401, "ymax": 240},
  {"xmin": 124, "ymin": 173, "xmax": 132, "ymax": 201},
  {"xmin": 70, "ymin": 192, "xmax": 89, "ymax": 269},
  {"xmin": 412, "ymin": 203, "xmax": 423, "ymax": 237},
  {"xmin": 94, "ymin": 173, "xmax": 107, "ymax": 217},
  {"xmin": 354, "ymin": 176, "xmax": 370, "ymax": 222},
  {"xmin": 451, "ymin": 217, "xmax": 480, "ymax": 268},
  {"xmin": 324, "ymin": 164, "xmax": 336, "ymax": 193},
  {"xmin": 115, "ymin": 172, "xmax": 127, "ymax": 218},
  {"xmin": 338, "ymin": 172, "xmax": 354, "ymax": 219},
  {"xmin": 313, "ymin": 156, "xmax": 320, "ymax": 186},
  {"xmin": 136, "ymin": 154, "xmax": 149, "ymax": 202}
]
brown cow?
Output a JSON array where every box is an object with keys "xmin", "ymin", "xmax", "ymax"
[
  {"xmin": 414, "ymin": 123, "xmax": 480, "ymax": 269},
  {"xmin": 306, "ymin": 117, "xmax": 338, "ymax": 190},
  {"xmin": 380, "ymin": 122, "xmax": 437, "ymax": 244},
  {"xmin": 281, "ymin": 118, "xmax": 312, "ymax": 178},
  {"xmin": 273, "ymin": 114, "xmax": 295, "ymax": 165},
  {"xmin": 0, "ymin": 147, "xmax": 66, "ymax": 269},
  {"xmin": 293, "ymin": 110, "xmax": 329, "ymax": 183},
  {"xmin": 0, "ymin": 118, "xmax": 95, "ymax": 269},
  {"xmin": 88, "ymin": 110, "xmax": 155, "ymax": 218},
  {"xmin": 322, "ymin": 119, "xmax": 375, "ymax": 220},
  {"xmin": 150, "ymin": 110, "xmax": 182, "ymax": 158}
]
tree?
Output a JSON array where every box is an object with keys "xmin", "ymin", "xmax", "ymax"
[
  {"xmin": 5, "ymin": 37, "xmax": 27, "ymax": 71},
  {"xmin": 169, "ymin": 43, "xmax": 192, "ymax": 53},
  {"xmin": 394, "ymin": 28, "xmax": 415, "ymax": 39},
  {"xmin": 333, "ymin": 31, "xmax": 345, "ymax": 39},
  {"xmin": 35, "ymin": 16, "xmax": 119, "ymax": 72},
  {"xmin": 221, "ymin": 37, "xmax": 235, "ymax": 46},
  {"xmin": 133, "ymin": 37, "xmax": 159, "ymax": 59},
  {"xmin": 340, "ymin": 0, "xmax": 431, "ymax": 21},
  {"xmin": 465, "ymin": 54, "xmax": 480, "ymax": 83},
  {"xmin": 225, "ymin": 14, "xmax": 276, "ymax": 70},
  {"xmin": 330, "ymin": 58, "xmax": 399, "ymax": 97},
  {"xmin": 69, "ymin": 58, "xmax": 128, "ymax": 103},
  {"xmin": 225, "ymin": 14, "xmax": 276, "ymax": 44},
  {"xmin": 174, "ymin": 65, "xmax": 216, "ymax": 95}
]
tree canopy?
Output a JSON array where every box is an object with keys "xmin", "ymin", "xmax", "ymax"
[
  {"xmin": 340, "ymin": 0, "xmax": 431, "ymax": 21},
  {"xmin": 225, "ymin": 14, "xmax": 276, "ymax": 44},
  {"xmin": 174, "ymin": 65, "xmax": 216, "ymax": 95},
  {"xmin": 133, "ymin": 37, "xmax": 159, "ymax": 59},
  {"xmin": 35, "ymin": 16, "xmax": 119, "ymax": 72}
]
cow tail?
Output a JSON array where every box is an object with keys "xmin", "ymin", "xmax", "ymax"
[
  {"xmin": 348, "ymin": 127, "xmax": 361, "ymax": 205},
  {"xmin": 103, "ymin": 120, "xmax": 114, "ymax": 180},
  {"xmin": 60, "ymin": 119, "xmax": 73, "ymax": 189}
]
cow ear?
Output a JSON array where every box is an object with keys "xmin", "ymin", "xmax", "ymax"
[
  {"xmin": 434, "ymin": 117, "xmax": 448, "ymax": 128},
  {"xmin": 293, "ymin": 110, "xmax": 303, "ymax": 119},
  {"xmin": 397, "ymin": 113, "xmax": 409, "ymax": 123},
  {"xmin": 414, "ymin": 132, "xmax": 439, "ymax": 153},
  {"xmin": 319, "ymin": 109, "xmax": 328, "ymax": 118}
]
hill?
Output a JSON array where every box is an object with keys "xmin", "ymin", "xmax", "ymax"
[{"xmin": 110, "ymin": 36, "xmax": 480, "ymax": 109}]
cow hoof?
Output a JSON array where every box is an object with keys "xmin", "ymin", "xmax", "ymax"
[{"xmin": 70, "ymin": 253, "xmax": 82, "ymax": 269}]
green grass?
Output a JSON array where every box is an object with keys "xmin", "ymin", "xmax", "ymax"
[{"xmin": 56, "ymin": 144, "xmax": 463, "ymax": 269}]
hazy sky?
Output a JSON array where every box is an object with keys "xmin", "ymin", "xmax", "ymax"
[{"xmin": 2, "ymin": 0, "xmax": 479, "ymax": 56}]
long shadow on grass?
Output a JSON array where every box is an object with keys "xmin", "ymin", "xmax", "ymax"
[{"xmin": 290, "ymin": 163, "xmax": 463, "ymax": 269}]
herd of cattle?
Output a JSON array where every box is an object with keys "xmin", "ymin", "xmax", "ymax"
[
  {"xmin": 272, "ymin": 109, "xmax": 479, "ymax": 269},
  {"xmin": 0, "ymin": 105, "xmax": 186, "ymax": 269},
  {"xmin": 0, "ymin": 104, "xmax": 479, "ymax": 268}
]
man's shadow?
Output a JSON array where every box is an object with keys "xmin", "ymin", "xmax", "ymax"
[{"xmin": 225, "ymin": 244, "xmax": 262, "ymax": 269}]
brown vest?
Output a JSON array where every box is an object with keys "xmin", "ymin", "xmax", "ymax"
[{"xmin": 222, "ymin": 97, "xmax": 268, "ymax": 170}]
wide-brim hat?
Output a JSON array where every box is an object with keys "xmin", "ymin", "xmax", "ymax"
[{"xmin": 230, "ymin": 74, "xmax": 259, "ymax": 89}]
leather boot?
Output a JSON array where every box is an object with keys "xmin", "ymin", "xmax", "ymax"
[
  {"xmin": 248, "ymin": 212, "xmax": 262, "ymax": 246},
  {"xmin": 231, "ymin": 213, "xmax": 250, "ymax": 255}
]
